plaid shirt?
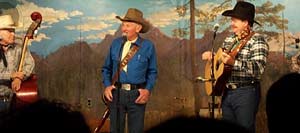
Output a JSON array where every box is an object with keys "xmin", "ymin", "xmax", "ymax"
[
  {"xmin": 222, "ymin": 32, "xmax": 269, "ymax": 83},
  {"xmin": 0, "ymin": 43, "xmax": 35, "ymax": 95}
]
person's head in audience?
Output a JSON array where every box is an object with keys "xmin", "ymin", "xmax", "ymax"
[
  {"xmin": 145, "ymin": 115, "xmax": 249, "ymax": 133},
  {"xmin": 0, "ymin": 98, "xmax": 91, "ymax": 133},
  {"xmin": 266, "ymin": 72, "xmax": 300, "ymax": 133}
]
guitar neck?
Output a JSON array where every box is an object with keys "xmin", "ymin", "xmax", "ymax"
[{"xmin": 229, "ymin": 32, "xmax": 255, "ymax": 58}]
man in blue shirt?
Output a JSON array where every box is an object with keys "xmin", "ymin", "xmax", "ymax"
[{"xmin": 102, "ymin": 8, "xmax": 158, "ymax": 133}]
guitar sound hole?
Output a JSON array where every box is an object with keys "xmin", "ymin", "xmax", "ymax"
[{"xmin": 216, "ymin": 60, "xmax": 221, "ymax": 70}]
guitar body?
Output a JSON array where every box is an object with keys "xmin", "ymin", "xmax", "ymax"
[
  {"xmin": 204, "ymin": 32, "xmax": 255, "ymax": 96},
  {"xmin": 94, "ymin": 107, "xmax": 110, "ymax": 133},
  {"xmin": 15, "ymin": 74, "xmax": 39, "ymax": 107},
  {"xmin": 204, "ymin": 60, "xmax": 213, "ymax": 95},
  {"xmin": 205, "ymin": 48, "xmax": 232, "ymax": 96}
]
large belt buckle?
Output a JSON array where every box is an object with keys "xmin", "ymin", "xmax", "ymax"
[
  {"xmin": 226, "ymin": 83, "xmax": 238, "ymax": 89},
  {"xmin": 122, "ymin": 84, "xmax": 131, "ymax": 91},
  {"xmin": 0, "ymin": 95, "xmax": 10, "ymax": 102}
]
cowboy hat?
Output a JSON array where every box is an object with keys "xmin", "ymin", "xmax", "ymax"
[
  {"xmin": 116, "ymin": 8, "xmax": 150, "ymax": 33},
  {"xmin": 0, "ymin": 15, "xmax": 16, "ymax": 29},
  {"xmin": 222, "ymin": 1, "xmax": 260, "ymax": 26}
]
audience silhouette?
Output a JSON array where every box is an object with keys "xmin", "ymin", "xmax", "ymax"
[
  {"xmin": 266, "ymin": 72, "xmax": 300, "ymax": 133},
  {"xmin": 0, "ymin": 98, "xmax": 91, "ymax": 133},
  {"xmin": 145, "ymin": 115, "xmax": 249, "ymax": 133}
]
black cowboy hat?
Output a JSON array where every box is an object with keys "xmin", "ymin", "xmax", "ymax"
[
  {"xmin": 222, "ymin": 1, "xmax": 260, "ymax": 26},
  {"xmin": 116, "ymin": 8, "xmax": 150, "ymax": 33}
]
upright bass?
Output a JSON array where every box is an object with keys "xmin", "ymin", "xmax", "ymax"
[{"xmin": 15, "ymin": 12, "xmax": 42, "ymax": 106}]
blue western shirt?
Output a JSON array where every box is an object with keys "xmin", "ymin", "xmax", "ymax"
[{"xmin": 101, "ymin": 36, "xmax": 158, "ymax": 91}]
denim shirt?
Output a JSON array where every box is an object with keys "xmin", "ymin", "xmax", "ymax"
[{"xmin": 101, "ymin": 36, "xmax": 158, "ymax": 91}]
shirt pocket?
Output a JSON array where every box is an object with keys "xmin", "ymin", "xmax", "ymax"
[{"xmin": 134, "ymin": 54, "xmax": 148, "ymax": 71}]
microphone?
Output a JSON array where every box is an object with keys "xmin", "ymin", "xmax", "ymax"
[
  {"xmin": 213, "ymin": 23, "xmax": 219, "ymax": 39},
  {"xmin": 213, "ymin": 23, "xmax": 219, "ymax": 32}
]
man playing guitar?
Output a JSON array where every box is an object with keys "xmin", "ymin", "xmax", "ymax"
[{"xmin": 202, "ymin": 1, "xmax": 269, "ymax": 133}]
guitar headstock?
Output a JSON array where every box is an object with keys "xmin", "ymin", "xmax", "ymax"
[{"xmin": 26, "ymin": 12, "xmax": 42, "ymax": 39}]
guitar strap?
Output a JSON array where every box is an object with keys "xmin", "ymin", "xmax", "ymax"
[
  {"xmin": 229, "ymin": 31, "xmax": 255, "ymax": 58},
  {"xmin": 111, "ymin": 39, "xmax": 142, "ymax": 85}
]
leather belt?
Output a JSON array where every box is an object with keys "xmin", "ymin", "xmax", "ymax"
[
  {"xmin": 226, "ymin": 81, "xmax": 258, "ymax": 90},
  {"xmin": 115, "ymin": 82, "xmax": 145, "ymax": 91},
  {"xmin": 0, "ymin": 81, "xmax": 11, "ymax": 87}
]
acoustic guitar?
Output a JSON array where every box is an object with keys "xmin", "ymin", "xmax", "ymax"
[
  {"xmin": 204, "ymin": 48, "xmax": 232, "ymax": 96},
  {"xmin": 204, "ymin": 32, "xmax": 255, "ymax": 96},
  {"xmin": 15, "ymin": 12, "xmax": 42, "ymax": 106},
  {"xmin": 94, "ymin": 106, "xmax": 110, "ymax": 133}
]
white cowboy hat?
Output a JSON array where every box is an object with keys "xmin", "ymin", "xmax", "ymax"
[{"xmin": 0, "ymin": 15, "xmax": 16, "ymax": 29}]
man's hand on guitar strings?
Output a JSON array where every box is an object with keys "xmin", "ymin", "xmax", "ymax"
[
  {"xmin": 103, "ymin": 85, "xmax": 116, "ymax": 102},
  {"xmin": 222, "ymin": 52, "xmax": 235, "ymax": 66}
]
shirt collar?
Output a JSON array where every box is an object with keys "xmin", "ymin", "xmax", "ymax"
[
  {"xmin": 127, "ymin": 37, "xmax": 138, "ymax": 43},
  {"xmin": 126, "ymin": 36, "xmax": 143, "ymax": 47}
]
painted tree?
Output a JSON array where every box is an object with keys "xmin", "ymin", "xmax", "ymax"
[
  {"xmin": 255, "ymin": 1, "xmax": 287, "ymax": 36},
  {"xmin": 195, "ymin": 0, "xmax": 231, "ymax": 34},
  {"xmin": 172, "ymin": 0, "xmax": 287, "ymax": 37}
]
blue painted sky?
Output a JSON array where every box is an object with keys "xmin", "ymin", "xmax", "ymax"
[{"xmin": 1, "ymin": 0, "xmax": 299, "ymax": 56}]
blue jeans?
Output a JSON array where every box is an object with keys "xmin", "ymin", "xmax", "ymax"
[
  {"xmin": 222, "ymin": 84, "xmax": 260, "ymax": 133},
  {"xmin": 0, "ymin": 95, "xmax": 12, "ymax": 115},
  {"xmin": 0, "ymin": 87, "xmax": 13, "ymax": 114},
  {"xmin": 109, "ymin": 89, "xmax": 146, "ymax": 133}
]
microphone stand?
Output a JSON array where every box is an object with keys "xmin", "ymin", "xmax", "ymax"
[{"xmin": 209, "ymin": 29, "xmax": 217, "ymax": 119}]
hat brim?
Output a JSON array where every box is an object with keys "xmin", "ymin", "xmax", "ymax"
[
  {"xmin": 116, "ymin": 16, "xmax": 149, "ymax": 33},
  {"xmin": 0, "ymin": 26, "xmax": 16, "ymax": 30},
  {"xmin": 222, "ymin": 10, "xmax": 261, "ymax": 26}
]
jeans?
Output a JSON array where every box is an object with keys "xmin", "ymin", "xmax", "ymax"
[
  {"xmin": 109, "ymin": 89, "xmax": 146, "ymax": 133},
  {"xmin": 222, "ymin": 84, "xmax": 260, "ymax": 133},
  {"xmin": 0, "ymin": 95, "xmax": 12, "ymax": 115}
]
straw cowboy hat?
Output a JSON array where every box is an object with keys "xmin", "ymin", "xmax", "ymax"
[
  {"xmin": 0, "ymin": 15, "xmax": 16, "ymax": 30},
  {"xmin": 222, "ymin": 1, "xmax": 260, "ymax": 26},
  {"xmin": 116, "ymin": 8, "xmax": 150, "ymax": 33}
]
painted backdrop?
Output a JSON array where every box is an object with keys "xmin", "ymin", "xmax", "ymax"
[{"xmin": 1, "ymin": 0, "xmax": 299, "ymax": 132}]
